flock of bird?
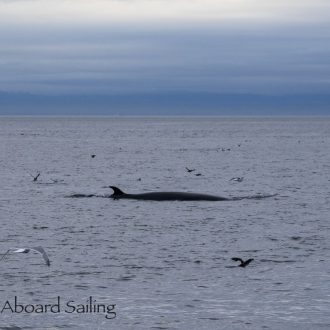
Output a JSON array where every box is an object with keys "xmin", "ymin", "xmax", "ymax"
[
  {"xmin": 185, "ymin": 167, "xmax": 244, "ymax": 182},
  {"xmin": 185, "ymin": 152, "xmax": 250, "ymax": 267},
  {"xmin": 185, "ymin": 167, "xmax": 203, "ymax": 176},
  {"xmin": 29, "ymin": 166, "xmax": 244, "ymax": 185},
  {"xmin": 0, "ymin": 148, "xmax": 252, "ymax": 269},
  {"xmin": 0, "ymin": 248, "xmax": 253, "ymax": 268}
]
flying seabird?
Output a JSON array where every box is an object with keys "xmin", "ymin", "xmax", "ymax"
[
  {"xmin": 0, "ymin": 246, "xmax": 50, "ymax": 266},
  {"xmin": 229, "ymin": 177, "xmax": 244, "ymax": 182},
  {"xmin": 185, "ymin": 167, "xmax": 196, "ymax": 173},
  {"xmin": 30, "ymin": 173, "xmax": 41, "ymax": 182},
  {"xmin": 231, "ymin": 257, "xmax": 254, "ymax": 267}
]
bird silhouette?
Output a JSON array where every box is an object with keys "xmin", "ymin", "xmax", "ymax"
[
  {"xmin": 229, "ymin": 177, "xmax": 244, "ymax": 182},
  {"xmin": 30, "ymin": 173, "xmax": 41, "ymax": 182},
  {"xmin": 0, "ymin": 247, "xmax": 50, "ymax": 266},
  {"xmin": 185, "ymin": 167, "xmax": 196, "ymax": 173},
  {"xmin": 231, "ymin": 257, "xmax": 254, "ymax": 267}
]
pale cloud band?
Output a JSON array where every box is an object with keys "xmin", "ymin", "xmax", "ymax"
[
  {"xmin": 0, "ymin": 0, "xmax": 329, "ymax": 114},
  {"xmin": 1, "ymin": 0, "xmax": 330, "ymax": 26},
  {"xmin": 0, "ymin": 24, "xmax": 329, "ymax": 95}
]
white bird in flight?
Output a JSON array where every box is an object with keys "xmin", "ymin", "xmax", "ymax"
[
  {"xmin": 0, "ymin": 246, "xmax": 50, "ymax": 266},
  {"xmin": 229, "ymin": 177, "xmax": 244, "ymax": 182}
]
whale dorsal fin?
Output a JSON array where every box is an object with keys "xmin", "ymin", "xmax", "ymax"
[{"xmin": 109, "ymin": 186, "xmax": 125, "ymax": 197}]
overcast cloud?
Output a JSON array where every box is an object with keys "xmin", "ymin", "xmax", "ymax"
[{"xmin": 0, "ymin": 0, "xmax": 329, "ymax": 114}]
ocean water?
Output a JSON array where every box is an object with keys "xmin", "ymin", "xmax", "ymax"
[{"xmin": 0, "ymin": 116, "xmax": 329, "ymax": 330}]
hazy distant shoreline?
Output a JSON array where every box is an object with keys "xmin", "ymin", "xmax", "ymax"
[{"xmin": 1, "ymin": 115, "xmax": 330, "ymax": 119}]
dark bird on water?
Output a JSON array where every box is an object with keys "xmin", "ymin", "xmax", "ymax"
[
  {"xmin": 231, "ymin": 257, "xmax": 254, "ymax": 267},
  {"xmin": 91, "ymin": 154, "xmax": 96, "ymax": 158},
  {"xmin": 0, "ymin": 247, "xmax": 50, "ymax": 266},
  {"xmin": 185, "ymin": 167, "xmax": 196, "ymax": 173},
  {"xmin": 194, "ymin": 173, "xmax": 202, "ymax": 176}
]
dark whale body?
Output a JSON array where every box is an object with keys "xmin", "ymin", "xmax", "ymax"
[{"xmin": 109, "ymin": 186, "xmax": 228, "ymax": 201}]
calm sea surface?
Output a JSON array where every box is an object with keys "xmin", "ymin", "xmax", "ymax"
[{"xmin": 0, "ymin": 116, "xmax": 329, "ymax": 330}]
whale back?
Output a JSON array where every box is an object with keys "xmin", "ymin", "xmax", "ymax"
[
  {"xmin": 130, "ymin": 191, "xmax": 226, "ymax": 201},
  {"xmin": 109, "ymin": 186, "xmax": 227, "ymax": 201}
]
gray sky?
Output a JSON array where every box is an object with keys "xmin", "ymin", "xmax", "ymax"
[{"xmin": 0, "ymin": 0, "xmax": 330, "ymax": 115}]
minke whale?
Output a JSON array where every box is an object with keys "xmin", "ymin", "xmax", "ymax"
[
  {"xmin": 109, "ymin": 186, "xmax": 227, "ymax": 201},
  {"xmin": 67, "ymin": 187, "xmax": 277, "ymax": 201},
  {"xmin": 109, "ymin": 186, "xmax": 275, "ymax": 202}
]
